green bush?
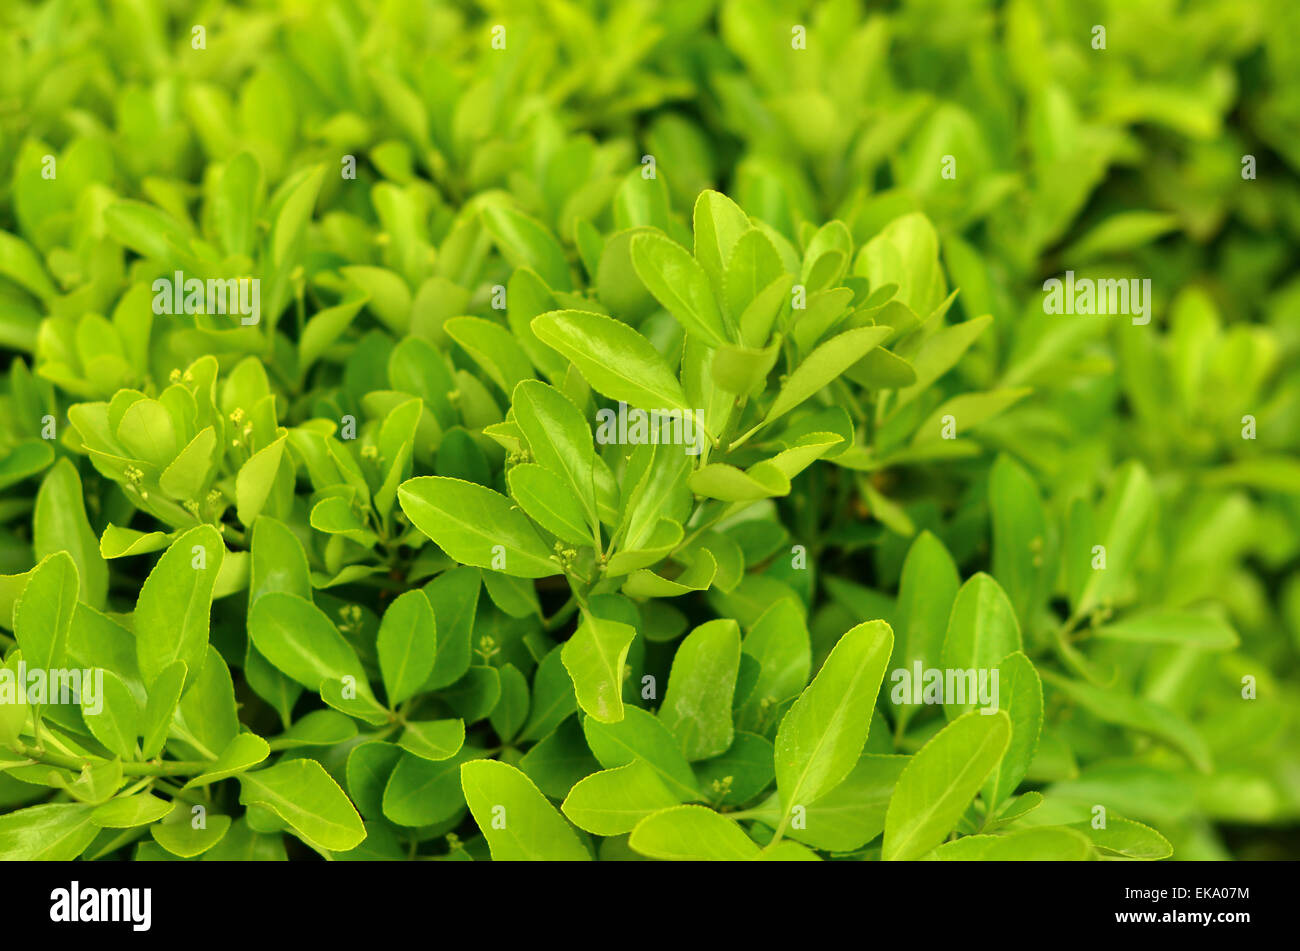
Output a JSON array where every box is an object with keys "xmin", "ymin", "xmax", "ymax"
[{"xmin": 1, "ymin": 0, "xmax": 1297, "ymax": 861}]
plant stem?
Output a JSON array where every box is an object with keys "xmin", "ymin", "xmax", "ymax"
[
  {"xmin": 545, "ymin": 596, "xmax": 579, "ymax": 631},
  {"xmin": 12, "ymin": 742, "xmax": 210, "ymax": 778},
  {"xmin": 727, "ymin": 422, "xmax": 765, "ymax": 453}
]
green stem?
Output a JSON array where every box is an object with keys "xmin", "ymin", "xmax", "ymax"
[
  {"xmin": 727, "ymin": 421, "xmax": 765, "ymax": 453},
  {"xmin": 12, "ymin": 743, "xmax": 210, "ymax": 778},
  {"xmin": 545, "ymin": 596, "xmax": 579, "ymax": 632},
  {"xmin": 118, "ymin": 776, "xmax": 156, "ymax": 798},
  {"xmin": 674, "ymin": 501, "xmax": 745, "ymax": 556},
  {"xmin": 1050, "ymin": 612, "xmax": 1089, "ymax": 670},
  {"xmin": 153, "ymin": 779, "xmax": 207, "ymax": 806},
  {"xmin": 766, "ymin": 813, "xmax": 789, "ymax": 851}
]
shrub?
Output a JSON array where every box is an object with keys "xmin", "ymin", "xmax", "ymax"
[{"xmin": 0, "ymin": 0, "xmax": 1297, "ymax": 861}]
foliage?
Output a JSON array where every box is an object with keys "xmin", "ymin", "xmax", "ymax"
[{"xmin": 0, "ymin": 0, "xmax": 1298, "ymax": 861}]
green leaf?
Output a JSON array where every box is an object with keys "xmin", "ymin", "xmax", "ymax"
[
  {"xmin": 981, "ymin": 651, "xmax": 1043, "ymax": 810},
  {"xmin": 442, "ymin": 666, "xmax": 501, "ymax": 724},
  {"xmin": 215, "ymin": 151, "xmax": 263, "ymax": 258},
  {"xmin": 399, "ymin": 719, "xmax": 466, "ymax": 761},
  {"xmin": 736, "ymin": 599, "xmax": 811, "ymax": 734},
  {"xmin": 738, "ymin": 275, "xmax": 794, "ymax": 350},
  {"xmin": 712, "ymin": 340, "xmax": 781, "ymax": 395},
  {"xmin": 622, "ymin": 549, "xmax": 718, "ymax": 598},
  {"xmin": 889, "ymin": 531, "xmax": 960, "ymax": 733},
  {"xmin": 1068, "ymin": 816, "xmax": 1173, "ymax": 859},
  {"xmin": 912, "ymin": 388, "xmax": 1032, "ymax": 445},
  {"xmin": 1092, "ymin": 610, "xmax": 1239, "ymax": 650},
  {"xmin": 752, "ymin": 754, "xmax": 908, "ymax": 852},
  {"xmin": 300, "ymin": 298, "xmax": 367, "ymax": 374},
  {"xmin": 235, "ymin": 436, "xmax": 286, "ymax": 528},
  {"xmin": 399, "ymin": 476, "xmax": 560, "ymax": 578},
  {"xmin": 892, "ymin": 315, "xmax": 992, "ymax": 411},
  {"xmin": 346, "ymin": 741, "xmax": 403, "ymax": 821},
  {"xmin": 508, "ymin": 464, "xmax": 592, "ymax": 545},
  {"xmin": 631, "ymin": 231, "xmax": 729, "ymax": 345},
  {"xmin": 160, "ymin": 427, "xmax": 219, "ymax": 502},
  {"xmin": 661, "ymin": 619, "xmax": 741, "ymax": 760},
  {"xmin": 0, "ymin": 230, "xmax": 58, "ymax": 301},
  {"xmin": 693, "ymin": 190, "xmax": 751, "ymax": 302},
  {"xmin": 1073, "ymin": 461, "xmax": 1154, "ymax": 616},
  {"xmin": 341, "ymin": 266, "xmax": 411, "ymax": 334},
  {"xmin": 582, "ymin": 706, "xmax": 700, "ymax": 801},
  {"xmin": 693, "ymin": 731, "xmax": 775, "ymax": 806},
  {"xmin": 201, "ymin": 819, "xmax": 288, "ymax": 861},
  {"xmin": 92, "ymin": 793, "xmax": 174, "ymax": 829},
  {"xmin": 628, "ymin": 805, "xmax": 760, "ymax": 860},
  {"xmin": 83, "ymin": 669, "xmax": 139, "ymax": 760},
  {"xmin": 104, "ymin": 200, "xmax": 191, "ymax": 266},
  {"xmin": 757, "ymin": 841, "xmax": 822, "ymax": 861},
  {"xmin": 377, "ymin": 590, "xmax": 438, "ymax": 707},
  {"xmin": 151, "ymin": 802, "xmax": 232, "ymax": 857},
  {"xmin": 857, "ymin": 212, "xmax": 946, "ymax": 319},
  {"xmin": 48, "ymin": 758, "xmax": 124, "ymax": 804},
  {"xmin": 0, "ymin": 803, "xmax": 98, "ymax": 860},
  {"xmin": 269, "ymin": 710, "xmax": 357, "ymax": 750},
  {"xmin": 881, "ymin": 711, "xmax": 1011, "ymax": 860},
  {"xmin": 271, "ymin": 164, "xmax": 326, "ymax": 267},
  {"xmin": 15, "ymin": 551, "xmax": 78, "ymax": 673},
  {"xmin": 0, "ymin": 655, "xmax": 28, "ymax": 747},
  {"xmin": 989, "ymin": 454, "xmax": 1050, "ymax": 626},
  {"xmin": 175, "ymin": 645, "xmax": 239, "ymax": 757},
  {"xmin": 561, "ymin": 760, "xmax": 681, "ymax": 836},
  {"xmin": 775, "ymin": 620, "xmax": 893, "ymax": 810},
  {"xmin": 532, "ymin": 310, "xmax": 690, "ymax": 413},
  {"xmin": 489, "ymin": 664, "xmax": 530, "ymax": 743},
  {"xmin": 688, "ymin": 462, "xmax": 790, "ymax": 502},
  {"xmin": 382, "ymin": 745, "xmax": 484, "ymax": 827},
  {"xmin": 115, "ymin": 398, "xmax": 178, "ymax": 468},
  {"xmin": 562, "ymin": 614, "xmax": 636, "ymax": 724},
  {"xmin": 445, "ymin": 316, "xmax": 535, "ymax": 396},
  {"xmin": 140, "ymin": 661, "xmax": 186, "ymax": 759},
  {"xmin": 761, "ymin": 326, "xmax": 891, "ymax": 429},
  {"xmin": 939, "ymin": 573, "xmax": 1022, "ymax": 719},
  {"xmin": 99, "ymin": 524, "xmax": 171, "ymax": 559},
  {"xmin": 423, "ymin": 566, "xmax": 480, "ymax": 690},
  {"xmin": 1039, "ymin": 669, "xmax": 1212, "ymax": 772},
  {"xmin": 510, "ymin": 380, "xmax": 609, "ymax": 527},
  {"xmin": 239, "ymin": 759, "xmax": 366, "ymax": 852},
  {"xmin": 34, "ymin": 458, "xmax": 108, "ymax": 608},
  {"xmin": 724, "ymin": 229, "xmax": 783, "ymax": 329},
  {"xmin": 1203, "ymin": 456, "xmax": 1300, "ymax": 494},
  {"xmin": 0, "ymin": 441, "xmax": 54, "ymax": 491},
  {"xmin": 482, "ymin": 204, "xmax": 572, "ymax": 292},
  {"xmin": 520, "ymin": 717, "xmax": 599, "ymax": 799},
  {"xmin": 460, "ymin": 759, "xmax": 589, "ymax": 860},
  {"xmin": 249, "ymin": 515, "xmax": 311, "ymax": 603},
  {"xmin": 247, "ymin": 592, "xmax": 369, "ymax": 692},
  {"xmin": 521, "ymin": 645, "xmax": 578, "ymax": 742},
  {"xmin": 928, "ymin": 826, "xmax": 1093, "ymax": 861},
  {"xmin": 183, "ymin": 733, "xmax": 271, "ymax": 788},
  {"xmin": 1063, "ymin": 211, "xmax": 1179, "ymax": 263},
  {"xmin": 134, "ymin": 525, "xmax": 223, "ymax": 689}
]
